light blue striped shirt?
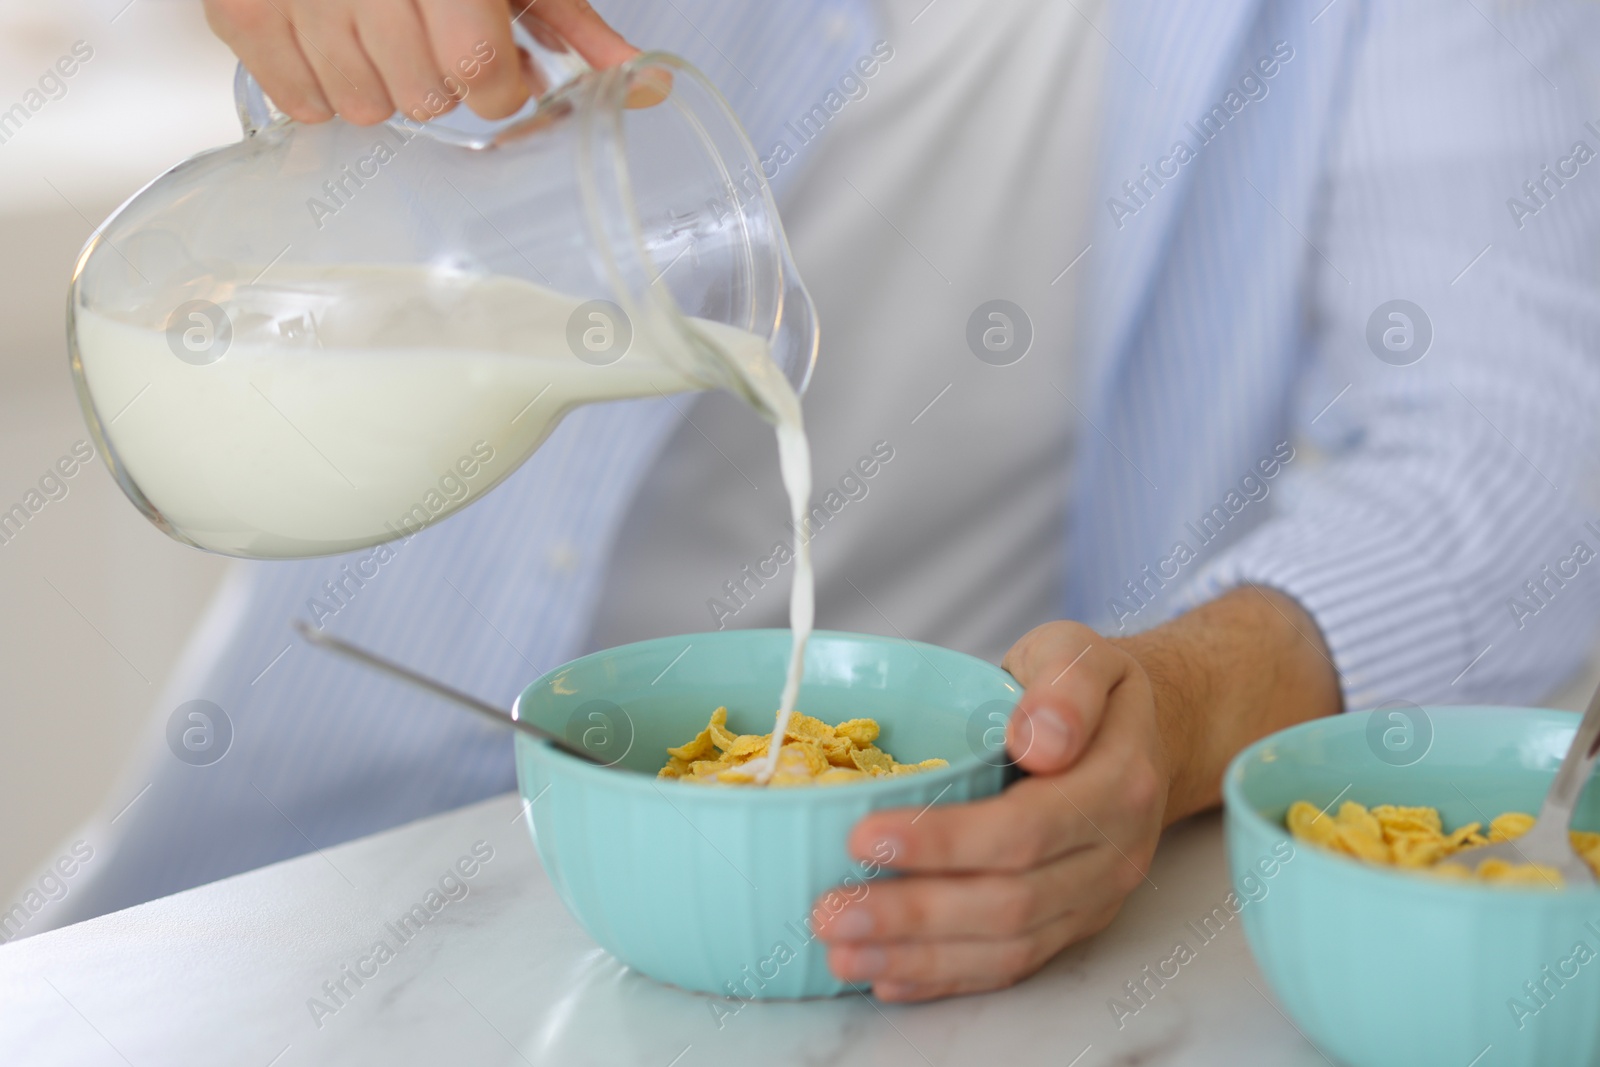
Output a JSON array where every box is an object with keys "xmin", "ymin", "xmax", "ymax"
[{"xmin": 42, "ymin": 0, "xmax": 1600, "ymax": 927}]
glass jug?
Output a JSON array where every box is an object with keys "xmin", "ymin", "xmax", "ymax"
[{"xmin": 67, "ymin": 30, "xmax": 817, "ymax": 559}]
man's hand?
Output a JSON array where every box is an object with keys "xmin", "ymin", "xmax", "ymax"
[
  {"xmin": 203, "ymin": 0, "xmax": 639, "ymax": 125},
  {"xmin": 814, "ymin": 624, "xmax": 1167, "ymax": 1001},
  {"xmin": 814, "ymin": 586, "xmax": 1342, "ymax": 1001}
]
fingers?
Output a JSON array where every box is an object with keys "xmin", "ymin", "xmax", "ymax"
[
  {"xmin": 816, "ymin": 847, "xmax": 1107, "ymax": 943},
  {"xmin": 355, "ymin": 1, "xmax": 460, "ymax": 123},
  {"xmin": 869, "ymin": 977, "xmax": 1005, "ymax": 1003},
  {"xmin": 204, "ymin": 0, "xmax": 332, "ymax": 122},
  {"xmin": 1003, "ymin": 623, "xmax": 1130, "ymax": 775},
  {"xmin": 291, "ymin": 5, "xmax": 395, "ymax": 125},
  {"xmin": 518, "ymin": 0, "xmax": 639, "ymax": 69},
  {"xmin": 825, "ymin": 909, "xmax": 1097, "ymax": 994},
  {"xmin": 417, "ymin": 0, "xmax": 529, "ymax": 119},
  {"xmin": 1001, "ymin": 619, "xmax": 1107, "ymax": 688},
  {"xmin": 208, "ymin": 0, "xmax": 647, "ymax": 127},
  {"xmin": 862, "ymin": 903, "xmax": 1122, "ymax": 1002},
  {"xmin": 847, "ymin": 775, "xmax": 1102, "ymax": 874},
  {"xmin": 511, "ymin": 0, "xmax": 666, "ymax": 109}
]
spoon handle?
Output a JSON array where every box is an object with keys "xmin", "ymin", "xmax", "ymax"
[
  {"xmin": 292, "ymin": 620, "xmax": 607, "ymax": 766},
  {"xmin": 1536, "ymin": 680, "xmax": 1600, "ymax": 832}
]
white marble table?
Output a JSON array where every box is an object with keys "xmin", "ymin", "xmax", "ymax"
[{"xmin": 0, "ymin": 795, "xmax": 1332, "ymax": 1066}]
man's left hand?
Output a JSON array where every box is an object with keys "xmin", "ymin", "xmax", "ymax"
[
  {"xmin": 814, "ymin": 621, "xmax": 1168, "ymax": 1001},
  {"xmin": 812, "ymin": 586, "xmax": 1341, "ymax": 1001}
]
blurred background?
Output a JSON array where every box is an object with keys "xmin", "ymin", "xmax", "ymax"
[
  {"xmin": 0, "ymin": 0, "xmax": 239, "ymax": 898},
  {"xmin": 5, "ymin": 0, "xmax": 1600, "ymax": 914}
]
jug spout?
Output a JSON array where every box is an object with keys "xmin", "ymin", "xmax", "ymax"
[
  {"xmin": 772, "ymin": 250, "xmax": 821, "ymax": 398},
  {"xmin": 578, "ymin": 54, "xmax": 820, "ymax": 403}
]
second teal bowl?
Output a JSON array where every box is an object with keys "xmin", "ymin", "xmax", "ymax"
[
  {"xmin": 511, "ymin": 629, "xmax": 1019, "ymax": 998},
  {"xmin": 1225, "ymin": 706, "xmax": 1600, "ymax": 1067}
]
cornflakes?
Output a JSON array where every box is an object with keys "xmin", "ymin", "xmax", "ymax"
[
  {"xmin": 659, "ymin": 707, "xmax": 947, "ymax": 786},
  {"xmin": 1285, "ymin": 799, "xmax": 1600, "ymax": 887}
]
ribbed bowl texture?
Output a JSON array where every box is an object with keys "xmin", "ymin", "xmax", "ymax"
[{"xmin": 512, "ymin": 628, "xmax": 1018, "ymax": 998}]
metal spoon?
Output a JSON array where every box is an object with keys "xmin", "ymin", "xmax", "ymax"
[
  {"xmin": 1450, "ymin": 683, "xmax": 1600, "ymax": 886},
  {"xmin": 292, "ymin": 619, "xmax": 609, "ymax": 767}
]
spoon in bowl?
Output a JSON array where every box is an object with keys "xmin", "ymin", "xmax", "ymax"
[
  {"xmin": 292, "ymin": 619, "xmax": 609, "ymax": 767},
  {"xmin": 1448, "ymin": 681, "xmax": 1600, "ymax": 886}
]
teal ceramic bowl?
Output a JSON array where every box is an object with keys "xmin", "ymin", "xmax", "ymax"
[
  {"xmin": 1225, "ymin": 706, "xmax": 1600, "ymax": 1067},
  {"xmin": 510, "ymin": 628, "xmax": 1018, "ymax": 998}
]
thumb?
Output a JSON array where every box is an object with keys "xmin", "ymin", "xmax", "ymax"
[
  {"xmin": 1001, "ymin": 623, "xmax": 1122, "ymax": 775},
  {"xmin": 517, "ymin": 0, "xmax": 638, "ymax": 67},
  {"xmin": 510, "ymin": 1, "xmax": 670, "ymax": 107}
]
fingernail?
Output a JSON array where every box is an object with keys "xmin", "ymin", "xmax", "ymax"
[
  {"xmin": 845, "ymin": 946, "xmax": 887, "ymax": 979},
  {"xmin": 625, "ymin": 68, "xmax": 673, "ymax": 108},
  {"xmin": 1019, "ymin": 706, "xmax": 1071, "ymax": 762},
  {"xmin": 830, "ymin": 908, "xmax": 874, "ymax": 939}
]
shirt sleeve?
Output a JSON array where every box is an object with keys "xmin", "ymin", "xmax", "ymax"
[{"xmin": 1177, "ymin": 1, "xmax": 1600, "ymax": 711}]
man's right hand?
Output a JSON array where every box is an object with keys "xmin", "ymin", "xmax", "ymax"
[{"xmin": 202, "ymin": 0, "xmax": 640, "ymax": 126}]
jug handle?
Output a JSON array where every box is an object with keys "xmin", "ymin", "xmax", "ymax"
[{"xmin": 231, "ymin": 17, "xmax": 591, "ymax": 141}]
